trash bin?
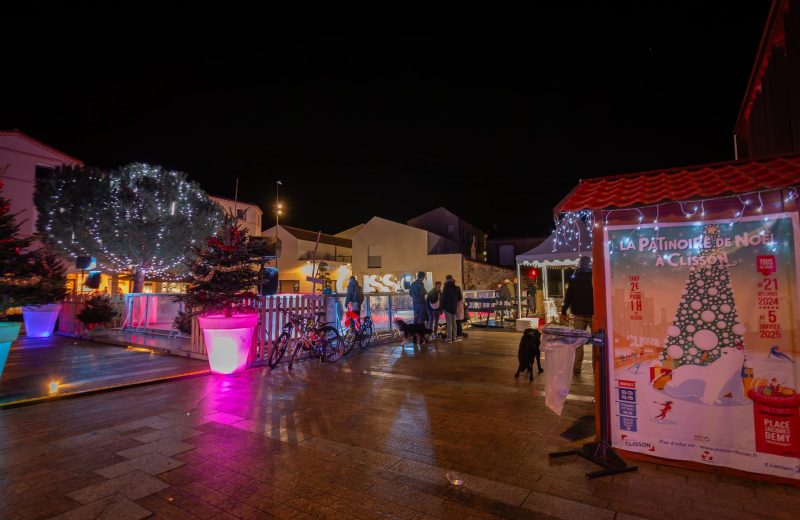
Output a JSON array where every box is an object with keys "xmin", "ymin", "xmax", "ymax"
[
  {"xmin": 748, "ymin": 386, "xmax": 800, "ymax": 458},
  {"xmin": 542, "ymin": 325, "xmax": 592, "ymax": 415}
]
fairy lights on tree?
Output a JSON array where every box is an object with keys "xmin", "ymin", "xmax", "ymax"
[{"xmin": 35, "ymin": 163, "xmax": 223, "ymax": 292}]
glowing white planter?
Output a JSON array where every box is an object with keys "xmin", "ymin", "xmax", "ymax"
[
  {"xmin": 22, "ymin": 303, "xmax": 62, "ymax": 338},
  {"xmin": 0, "ymin": 322, "xmax": 21, "ymax": 378},
  {"xmin": 198, "ymin": 313, "xmax": 257, "ymax": 375}
]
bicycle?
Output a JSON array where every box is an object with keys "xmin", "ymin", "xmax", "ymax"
[
  {"xmin": 268, "ymin": 311, "xmax": 344, "ymax": 369},
  {"xmin": 342, "ymin": 310, "xmax": 374, "ymax": 355}
]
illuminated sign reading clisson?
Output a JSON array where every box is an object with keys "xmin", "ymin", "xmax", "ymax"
[{"xmin": 335, "ymin": 272, "xmax": 434, "ymax": 293}]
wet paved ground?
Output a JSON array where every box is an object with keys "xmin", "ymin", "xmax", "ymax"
[
  {"xmin": 0, "ymin": 336, "xmax": 207, "ymax": 406},
  {"xmin": 1, "ymin": 330, "xmax": 798, "ymax": 519}
]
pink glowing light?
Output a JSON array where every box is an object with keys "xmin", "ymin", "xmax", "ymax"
[
  {"xmin": 198, "ymin": 314, "xmax": 257, "ymax": 375},
  {"xmin": 22, "ymin": 304, "xmax": 62, "ymax": 338}
]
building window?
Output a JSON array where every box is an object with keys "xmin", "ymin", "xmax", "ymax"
[
  {"xmin": 498, "ymin": 244, "xmax": 515, "ymax": 266},
  {"xmin": 368, "ymin": 245, "xmax": 382, "ymax": 268},
  {"xmin": 236, "ymin": 208, "xmax": 247, "ymax": 220},
  {"xmin": 447, "ymin": 224, "xmax": 455, "ymax": 237}
]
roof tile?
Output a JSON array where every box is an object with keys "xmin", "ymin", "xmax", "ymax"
[{"xmin": 556, "ymin": 153, "xmax": 800, "ymax": 214}]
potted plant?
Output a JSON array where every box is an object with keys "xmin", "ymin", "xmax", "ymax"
[
  {"xmin": 175, "ymin": 218, "xmax": 259, "ymax": 374},
  {"xmin": 77, "ymin": 294, "xmax": 119, "ymax": 335},
  {"xmin": 19, "ymin": 253, "xmax": 67, "ymax": 338}
]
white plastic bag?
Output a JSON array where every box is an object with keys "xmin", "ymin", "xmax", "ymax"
[{"xmin": 541, "ymin": 326, "xmax": 591, "ymax": 415}]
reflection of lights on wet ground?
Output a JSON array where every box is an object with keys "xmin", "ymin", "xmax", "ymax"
[
  {"xmin": 48, "ymin": 381, "xmax": 60, "ymax": 394},
  {"xmin": 126, "ymin": 346, "xmax": 154, "ymax": 354},
  {"xmin": 446, "ymin": 471, "xmax": 464, "ymax": 486},
  {"xmin": 388, "ymin": 394, "xmax": 432, "ymax": 456}
]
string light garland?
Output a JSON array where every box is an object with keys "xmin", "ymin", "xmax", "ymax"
[
  {"xmin": 36, "ymin": 163, "xmax": 223, "ymax": 285},
  {"xmin": 552, "ymin": 209, "xmax": 593, "ymax": 253},
  {"xmin": 552, "ymin": 187, "xmax": 797, "ymax": 253}
]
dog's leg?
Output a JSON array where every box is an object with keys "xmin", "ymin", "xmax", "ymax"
[{"xmin": 529, "ymin": 362, "xmax": 534, "ymax": 382}]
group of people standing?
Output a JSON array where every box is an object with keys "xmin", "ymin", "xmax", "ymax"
[
  {"xmin": 410, "ymin": 271, "xmax": 466, "ymax": 342},
  {"xmin": 345, "ymin": 273, "xmax": 467, "ymax": 343}
]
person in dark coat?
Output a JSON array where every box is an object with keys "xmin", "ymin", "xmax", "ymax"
[
  {"xmin": 526, "ymin": 284, "xmax": 537, "ymax": 316},
  {"xmin": 344, "ymin": 276, "xmax": 364, "ymax": 315},
  {"xmin": 440, "ymin": 275, "xmax": 461, "ymax": 342},
  {"xmin": 561, "ymin": 256, "xmax": 593, "ymax": 374},
  {"xmin": 409, "ymin": 271, "xmax": 427, "ymax": 325}
]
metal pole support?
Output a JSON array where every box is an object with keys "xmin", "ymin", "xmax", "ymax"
[{"xmin": 548, "ymin": 330, "xmax": 638, "ymax": 479}]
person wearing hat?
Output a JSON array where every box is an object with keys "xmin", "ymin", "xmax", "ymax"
[
  {"xmin": 561, "ymin": 256, "xmax": 594, "ymax": 374},
  {"xmin": 498, "ymin": 278, "xmax": 515, "ymax": 322},
  {"xmin": 410, "ymin": 271, "xmax": 428, "ymax": 325}
]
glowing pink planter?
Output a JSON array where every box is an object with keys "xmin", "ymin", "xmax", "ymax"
[
  {"xmin": 22, "ymin": 303, "xmax": 62, "ymax": 338},
  {"xmin": 0, "ymin": 322, "xmax": 21, "ymax": 378},
  {"xmin": 198, "ymin": 313, "xmax": 257, "ymax": 374}
]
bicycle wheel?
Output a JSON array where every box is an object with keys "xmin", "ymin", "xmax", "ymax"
[
  {"xmin": 268, "ymin": 332, "xmax": 291, "ymax": 368},
  {"xmin": 320, "ymin": 326, "xmax": 345, "ymax": 362},
  {"xmin": 288, "ymin": 339, "xmax": 305, "ymax": 370},
  {"xmin": 343, "ymin": 325, "xmax": 357, "ymax": 355},
  {"xmin": 360, "ymin": 321, "xmax": 374, "ymax": 349}
]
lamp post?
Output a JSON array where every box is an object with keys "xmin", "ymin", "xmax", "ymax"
[{"xmin": 275, "ymin": 180, "xmax": 282, "ymax": 271}]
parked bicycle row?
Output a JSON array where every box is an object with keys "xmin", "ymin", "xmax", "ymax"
[{"xmin": 267, "ymin": 307, "xmax": 375, "ymax": 370}]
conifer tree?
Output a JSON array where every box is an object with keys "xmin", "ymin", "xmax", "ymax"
[
  {"xmin": 176, "ymin": 217, "xmax": 259, "ymax": 317},
  {"xmin": 0, "ymin": 181, "xmax": 66, "ymax": 313}
]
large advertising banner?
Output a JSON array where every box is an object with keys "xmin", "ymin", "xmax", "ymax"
[{"xmin": 604, "ymin": 213, "xmax": 800, "ymax": 479}]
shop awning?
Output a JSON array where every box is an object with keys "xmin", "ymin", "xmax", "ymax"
[
  {"xmin": 554, "ymin": 152, "xmax": 800, "ymax": 215},
  {"xmin": 516, "ymin": 226, "xmax": 592, "ymax": 265}
]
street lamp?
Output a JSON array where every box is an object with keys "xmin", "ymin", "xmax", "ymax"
[{"xmin": 275, "ymin": 180, "xmax": 282, "ymax": 271}]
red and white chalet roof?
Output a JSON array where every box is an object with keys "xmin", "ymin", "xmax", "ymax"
[{"xmin": 554, "ymin": 152, "xmax": 800, "ymax": 215}]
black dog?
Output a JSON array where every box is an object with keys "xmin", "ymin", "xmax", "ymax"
[
  {"xmin": 394, "ymin": 318, "xmax": 431, "ymax": 346},
  {"xmin": 515, "ymin": 328, "xmax": 543, "ymax": 381}
]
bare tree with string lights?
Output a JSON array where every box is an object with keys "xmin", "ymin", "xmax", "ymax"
[{"xmin": 35, "ymin": 163, "xmax": 223, "ymax": 292}]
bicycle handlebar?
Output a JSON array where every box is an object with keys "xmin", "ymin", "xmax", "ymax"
[{"xmin": 282, "ymin": 310, "xmax": 318, "ymax": 323}]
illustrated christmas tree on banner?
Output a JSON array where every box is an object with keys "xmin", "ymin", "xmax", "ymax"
[{"xmin": 662, "ymin": 224, "xmax": 746, "ymax": 369}]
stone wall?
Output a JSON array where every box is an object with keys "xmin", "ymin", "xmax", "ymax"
[{"xmin": 462, "ymin": 259, "xmax": 515, "ymax": 290}]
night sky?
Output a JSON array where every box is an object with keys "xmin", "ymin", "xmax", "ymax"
[{"xmin": 2, "ymin": 3, "xmax": 770, "ymax": 238}]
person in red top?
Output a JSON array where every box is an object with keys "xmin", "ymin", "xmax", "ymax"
[{"xmin": 654, "ymin": 400, "xmax": 673, "ymax": 420}]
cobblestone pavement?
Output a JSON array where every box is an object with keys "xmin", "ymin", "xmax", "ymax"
[{"xmin": 1, "ymin": 331, "xmax": 798, "ymax": 519}]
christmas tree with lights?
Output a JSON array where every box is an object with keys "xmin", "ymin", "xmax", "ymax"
[
  {"xmin": 662, "ymin": 224, "xmax": 746, "ymax": 368},
  {"xmin": 0, "ymin": 179, "xmax": 34, "ymax": 315},
  {"xmin": 175, "ymin": 217, "xmax": 259, "ymax": 318},
  {"xmin": 35, "ymin": 163, "xmax": 223, "ymax": 292},
  {"xmin": 0, "ymin": 180, "xmax": 66, "ymax": 312}
]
